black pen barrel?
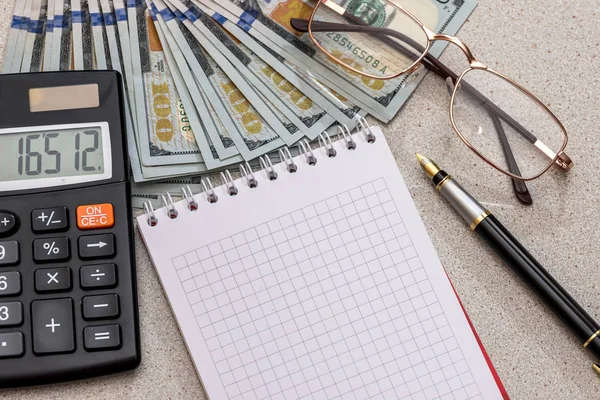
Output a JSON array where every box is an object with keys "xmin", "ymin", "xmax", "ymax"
[{"xmin": 474, "ymin": 214, "xmax": 600, "ymax": 358}]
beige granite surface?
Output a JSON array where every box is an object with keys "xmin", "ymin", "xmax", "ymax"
[{"xmin": 1, "ymin": 1, "xmax": 600, "ymax": 398}]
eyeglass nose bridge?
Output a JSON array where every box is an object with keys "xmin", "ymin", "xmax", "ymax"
[{"xmin": 423, "ymin": 27, "xmax": 487, "ymax": 70}]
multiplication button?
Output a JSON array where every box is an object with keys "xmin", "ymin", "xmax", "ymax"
[{"xmin": 33, "ymin": 237, "xmax": 70, "ymax": 263}]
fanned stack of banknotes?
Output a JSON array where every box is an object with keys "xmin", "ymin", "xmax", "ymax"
[{"xmin": 2, "ymin": 0, "xmax": 475, "ymax": 207}]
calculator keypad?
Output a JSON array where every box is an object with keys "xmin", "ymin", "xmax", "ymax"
[
  {"xmin": 78, "ymin": 234, "xmax": 116, "ymax": 260},
  {"xmin": 33, "ymin": 237, "xmax": 70, "ymax": 263},
  {"xmin": 32, "ymin": 299, "xmax": 75, "ymax": 355},
  {"xmin": 31, "ymin": 207, "xmax": 69, "ymax": 233},
  {"xmin": 0, "ymin": 271, "xmax": 21, "ymax": 297},
  {"xmin": 0, "ymin": 241, "xmax": 19, "ymax": 266},
  {"xmin": 34, "ymin": 267, "xmax": 72, "ymax": 293},
  {"xmin": 0, "ymin": 332, "xmax": 24, "ymax": 359},
  {"xmin": 0, "ymin": 212, "xmax": 18, "ymax": 238},
  {"xmin": 0, "ymin": 302, "xmax": 23, "ymax": 327}
]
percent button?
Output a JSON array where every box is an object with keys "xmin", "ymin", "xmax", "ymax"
[{"xmin": 33, "ymin": 237, "xmax": 70, "ymax": 263}]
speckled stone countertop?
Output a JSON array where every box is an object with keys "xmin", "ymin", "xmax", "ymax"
[{"xmin": 1, "ymin": 1, "xmax": 600, "ymax": 398}]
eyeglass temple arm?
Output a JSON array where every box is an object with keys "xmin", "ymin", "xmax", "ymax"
[
  {"xmin": 489, "ymin": 112, "xmax": 533, "ymax": 205},
  {"xmin": 291, "ymin": 19, "xmax": 538, "ymax": 145}
]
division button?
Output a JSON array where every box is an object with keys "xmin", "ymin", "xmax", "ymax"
[
  {"xmin": 83, "ymin": 294, "xmax": 120, "ymax": 320},
  {"xmin": 32, "ymin": 298, "xmax": 75, "ymax": 355},
  {"xmin": 0, "ymin": 271, "xmax": 21, "ymax": 297},
  {"xmin": 33, "ymin": 237, "xmax": 70, "ymax": 263},
  {"xmin": 84, "ymin": 325, "xmax": 121, "ymax": 351},
  {"xmin": 0, "ymin": 332, "xmax": 24, "ymax": 359},
  {"xmin": 77, "ymin": 204, "xmax": 115, "ymax": 230},
  {"xmin": 32, "ymin": 207, "xmax": 69, "ymax": 233},
  {"xmin": 80, "ymin": 264, "xmax": 117, "ymax": 289},
  {"xmin": 35, "ymin": 267, "xmax": 72, "ymax": 293},
  {"xmin": 0, "ymin": 212, "xmax": 18, "ymax": 238},
  {"xmin": 0, "ymin": 241, "xmax": 19, "ymax": 267},
  {"xmin": 78, "ymin": 234, "xmax": 115, "ymax": 260},
  {"xmin": 0, "ymin": 302, "xmax": 23, "ymax": 327}
]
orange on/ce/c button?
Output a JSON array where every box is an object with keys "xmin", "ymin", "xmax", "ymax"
[{"xmin": 77, "ymin": 204, "xmax": 115, "ymax": 230}]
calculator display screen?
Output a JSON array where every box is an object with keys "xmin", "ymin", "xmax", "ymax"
[{"xmin": 0, "ymin": 122, "xmax": 112, "ymax": 191}]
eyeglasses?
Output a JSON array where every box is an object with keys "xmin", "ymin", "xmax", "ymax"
[{"xmin": 290, "ymin": 0, "xmax": 573, "ymax": 194}]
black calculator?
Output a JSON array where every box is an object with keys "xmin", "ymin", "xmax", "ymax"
[{"xmin": 0, "ymin": 71, "xmax": 140, "ymax": 387}]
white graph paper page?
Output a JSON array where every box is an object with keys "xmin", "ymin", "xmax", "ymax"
[{"xmin": 138, "ymin": 127, "xmax": 504, "ymax": 400}]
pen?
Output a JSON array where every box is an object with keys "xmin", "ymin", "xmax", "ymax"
[{"xmin": 416, "ymin": 154, "xmax": 600, "ymax": 374}]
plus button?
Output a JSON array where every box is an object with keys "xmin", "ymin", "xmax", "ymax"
[
  {"xmin": 0, "ymin": 218, "xmax": 9, "ymax": 227},
  {"xmin": 45, "ymin": 318, "xmax": 61, "ymax": 333}
]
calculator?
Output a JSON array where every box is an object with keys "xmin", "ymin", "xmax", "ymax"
[{"xmin": 0, "ymin": 71, "xmax": 140, "ymax": 387}]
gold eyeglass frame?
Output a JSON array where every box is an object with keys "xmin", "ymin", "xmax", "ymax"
[{"xmin": 307, "ymin": 0, "xmax": 573, "ymax": 181}]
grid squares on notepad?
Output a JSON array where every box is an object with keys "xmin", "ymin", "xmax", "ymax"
[{"xmin": 173, "ymin": 178, "xmax": 482, "ymax": 400}]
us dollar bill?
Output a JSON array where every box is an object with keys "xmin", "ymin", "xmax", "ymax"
[
  {"xmin": 2, "ymin": 0, "xmax": 29, "ymax": 73},
  {"xmin": 21, "ymin": 0, "xmax": 48, "ymax": 72},
  {"xmin": 164, "ymin": 0, "xmax": 298, "ymax": 148},
  {"xmin": 42, "ymin": 0, "xmax": 54, "ymax": 70},
  {"xmin": 54, "ymin": 0, "xmax": 72, "ymax": 70},
  {"xmin": 208, "ymin": 0, "xmax": 476, "ymax": 122},
  {"xmin": 156, "ymin": 1, "xmax": 286, "ymax": 161},
  {"xmin": 150, "ymin": 0, "xmax": 244, "ymax": 169},
  {"xmin": 88, "ymin": 0, "xmax": 111, "ymax": 68},
  {"xmin": 173, "ymin": 0, "xmax": 327, "ymax": 142},
  {"xmin": 206, "ymin": 6, "xmax": 357, "ymax": 135},
  {"xmin": 128, "ymin": 1, "xmax": 205, "ymax": 167}
]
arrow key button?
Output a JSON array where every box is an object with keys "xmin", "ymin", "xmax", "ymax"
[{"xmin": 78, "ymin": 234, "xmax": 115, "ymax": 260}]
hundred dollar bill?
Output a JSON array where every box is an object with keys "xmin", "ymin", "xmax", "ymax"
[
  {"xmin": 172, "ymin": 0, "xmax": 320, "ymax": 143},
  {"xmin": 88, "ymin": 0, "xmax": 111, "ymax": 68},
  {"xmin": 156, "ymin": 1, "xmax": 285, "ymax": 161},
  {"xmin": 71, "ymin": 0, "xmax": 85, "ymax": 69},
  {"xmin": 2, "ymin": 0, "xmax": 29, "ymax": 73},
  {"xmin": 150, "ymin": 0, "xmax": 243, "ymax": 169},
  {"xmin": 129, "ymin": 1, "xmax": 205, "ymax": 167},
  {"xmin": 21, "ymin": 0, "xmax": 47, "ymax": 72},
  {"xmin": 42, "ymin": 0, "xmax": 54, "ymax": 70},
  {"xmin": 165, "ymin": 0, "xmax": 297, "ymax": 148},
  {"xmin": 48, "ymin": 0, "xmax": 64, "ymax": 70},
  {"xmin": 207, "ymin": 7, "xmax": 356, "ymax": 138},
  {"xmin": 207, "ymin": 0, "xmax": 476, "ymax": 122},
  {"xmin": 53, "ymin": 0, "xmax": 72, "ymax": 70}
]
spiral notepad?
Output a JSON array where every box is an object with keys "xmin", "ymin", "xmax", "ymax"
[{"xmin": 137, "ymin": 126, "xmax": 505, "ymax": 400}]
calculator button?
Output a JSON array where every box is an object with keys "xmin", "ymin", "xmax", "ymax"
[
  {"xmin": 84, "ymin": 324, "xmax": 121, "ymax": 351},
  {"xmin": 77, "ymin": 204, "xmax": 115, "ymax": 230},
  {"xmin": 0, "ymin": 212, "xmax": 18, "ymax": 238},
  {"xmin": 78, "ymin": 234, "xmax": 115, "ymax": 260},
  {"xmin": 0, "ymin": 241, "xmax": 19, "ymax": 266},
  {"xmin": 32, "ymin": 298, "xmax": 75, "ymax": 355},
  {"xmin": 31, "ymin": 207, "xmax": 69, "ymax": 233},
  {"xmin": 0, "ymin": 302, "xmax": 23, "ymax": 327},
  {"xmin": 0, "ymin": 271, "xmax": 21, "ymax": 297},
  {"xmin": 33, "ymin": 237, "xmax": 70, "ymax": 263},
  {"xmin": 35, "ymin": 267, "xmax": 72, "ymax": 293},
  {"xmin": 83, "ymin": 294, "xmax": 120, "ymax": 320},
  {"xmin": 80, "ymin": 264, "xmax": 117, "ymax": 289},
  {"xmin": 0, "ymin": 332, "xmax": 24, "ymax": 359}
]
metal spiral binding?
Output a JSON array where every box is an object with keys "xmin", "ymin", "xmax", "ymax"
[
  {"xmin": 336, "ymin": 124, "xmax": 356, "ymax": 150},
  {"xmin": 239, "ymin": 162, "xmax": 258, "ymax": 188},
  {"xmin": 357, "ymin": 116, "xmax": 376, "ymax": 143},
  {"xmin": 161, "ymin": 193, "xmax": 178, "ymax": 219},
  {"xmin": 144, "ymin": 201, "xmax": 158, "ymax": 227},
  {"xmin": 201, "ymin": 178, "xmax": 219, "ymax": 203},
  {"xmin": 259, "ymin": 153, "xmax": 278, "ymax": 181},
  {"xmin": 181, "ymin": 185, "xmax": 198, "ymax": 211},
  {"xmin": 318, "ymin": 131, "xmax": 337, "ymax": 158},
  {"xmin": 278, "ymin": 147, "xmax": 298, "ymax": 173},
  {"xmin": 298, "ymin": 139, "xmax": 317, "ymax": 166},
  {"xmin": 144, "ymin": 121, "xmax": 379, "ymax": 225},
  {"xmin": 220, "ymin": 170, "xmax": 239, "ymax": 196}
]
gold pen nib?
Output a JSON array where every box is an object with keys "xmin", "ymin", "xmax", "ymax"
[{"xmin": 416, "ymin": 153, "xmax": 441, "ymax": 179}]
